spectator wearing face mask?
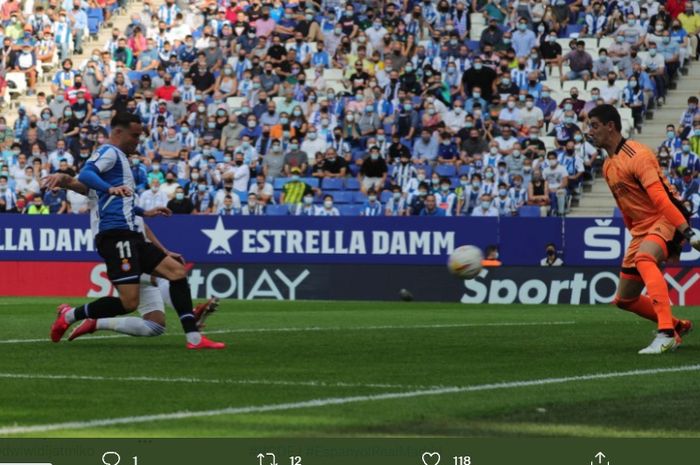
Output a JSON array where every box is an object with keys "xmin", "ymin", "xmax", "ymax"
[
  {"xmin": 527, "ymin": 171, "xmax": 550, "ymax": 216},
  {"xmin": 359, "ymin": 146, "xmax": 388, "ymax": 193},
  {"xmin": 540, "ymin": 243, "xmax": 563, "ymax": 266},
  {"xmin": 242, "ymin": 193, "xmax": 266, "ymax": 216},
  {"xmin": 408, "ymin": 182, "xmax": 430, "ymax": 216},
  {"xmin": 139, "ymin": 178, "xmax": 169, "ymax": 210},
  {"xmin": 360, "ymin": 188, "xmax": 383, "ymax": 216},
  {"xmin": 420, "ymin": 193, "xmax": 446, "ymax": 217},
  {"xmin": 671, "ymin": 138, "xmax": 700, "ymax": 176},
  {"xmin": 471, "ymin": 194, "xmax": 498, "ymax": 217},
  {"xmin": 542, "ymin": 152, "xmax": 569, "ymax": 216},
  {"xmin": 167, "ymin": 186, "xmax": 194, "ymax": 214},
  {"xmin": 385, "ymin": 185, "xmax": 407, "ymax": 216},
  {"xmin": 317, "ymin": 194, "xmax": 340, "ymax": 216}
]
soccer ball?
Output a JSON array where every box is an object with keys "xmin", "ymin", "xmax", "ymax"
[{"xmin": 447, "ymin": 245, "xmax": 484, "ymax": 279}]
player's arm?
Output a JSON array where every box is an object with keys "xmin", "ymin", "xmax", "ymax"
[{"xmin": 42, "ymin": 173, "xmax": 89, "ymax": 195}]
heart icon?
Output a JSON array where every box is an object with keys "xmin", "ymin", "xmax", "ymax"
[{"xmin": 422, "ymin": 452, "xmax": 441, "ymax": 465}]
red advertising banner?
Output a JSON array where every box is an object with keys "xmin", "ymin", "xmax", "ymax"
[{"xmin": 2, "ymin": 262, "xmax": 700, "ymax": 306}]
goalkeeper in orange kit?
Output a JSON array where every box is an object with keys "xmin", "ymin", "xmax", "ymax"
[{"xmin": 588, "ymin": 104, "xmax": 696, "ymax": 354}]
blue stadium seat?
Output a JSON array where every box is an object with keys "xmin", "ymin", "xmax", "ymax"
[
  {"xmin": 273, "ymin": 191, "xmax": 281, "ymax": 203},
  {"xmin": 236, "ymin": 191, "xmax": 247, "ymax": 204},
  {"xmin": 380, "ymin": 191, "xmax": 392, "ymax": 203},
  {"xmin": 565, "ymin": 24, "xmax": 583, "ymax": 37},
  {"xmin": 518, "ymin": 206, "xmax": 541, "ymax": 217},
  {"xmin": 458, "ymin": 165, "xmax": 472, "ymax": 176},
  {"xmin": 88, "ymin": 17, "xmax": 101, "ymax": 35},
  {"xmin": 415, "ymin": 164, "xmax": 432, "ymax": 177},
  {"xmin": 274, "ymin": 177, "xmax": 291, "ymax": 189},
  {"xmin": 128, "ymin": 71, "xmax": 143, "ymax": 83},
  {"xmin": 302, "ymin": 177, "xmax": 319, "ymax": 188},
  {"xmin": 354, "ymin": 191, "xmax": 368, "ymax": 204},
  {"xmin": 177, "ymin": 179, "xmax": 188, "ymax": 188},
  {"xmin": 321, "ymin": 178, "xmax": 343, "ymax": 190},
  {"xmin": 613, "ymin": 207, "xmax": 622, "ymax": 218},
  {"xmin": 348, "ymin": 164, "xmax": 360, "ymax": 176},
  {"xmin": 345, "ymin": 178, "xmax": 360, "ymax": 190},
  {"xmin": 266, "ymin": 204, "xmax": 289, "ymax": 216},
  {"xmin": 338, "ymin": 205, "xmax": 362, "ymax": 216},
  {"xmin": 467, "ymin": 40, "xmax": 481, "ymax": 53},
  {"xmin": 434, "ymin": 165, "xmax": 456, "ymax": 178},
  {"xmin": 331, "ymin": 191, "xmax": 354, "ymax": 204},
  {"xmin": 450, "ymin": 177, "xmax": 460, "ymax": 188}
]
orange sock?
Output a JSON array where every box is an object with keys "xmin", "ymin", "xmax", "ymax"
[
  {"xmin": 634, "ymin": 252, "xmax": 675, "ymax": 331},
  {"xmin": 615, "ymin": 295, "xmax": 679, "ymax": 327}
]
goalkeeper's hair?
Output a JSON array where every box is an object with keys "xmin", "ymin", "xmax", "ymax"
[{"xmin": 588, "ymin": 104, "xmax": 622, "ymax": 132}]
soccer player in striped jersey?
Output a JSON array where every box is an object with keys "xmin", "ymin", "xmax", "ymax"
[
  {"xmin": 42, "ymin": 173, "xmax": 219, "ymax": 340},
  {"xmin": 588, "ymin": 104, "xmax": 696, "ymax": 354},
  {"xmin": 49, "ymin": 113, "xmax": 224, "ymax": 350}
]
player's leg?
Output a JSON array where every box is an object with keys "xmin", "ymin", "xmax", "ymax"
[
  {"xmin": 153, "ymin": 276, "xmax": 219, "ymax": 328},
  {"xmin": 148, "ymin": 249, "xmax": 225, "ymax": 349},
  {"xmin": 51, "ymin": 233, "xmax": 145, "ymax": 342},
  {"xmin": 634, "ymin": 235, "xmax": 684, "ymax": 354},
  {"xmin": 69, "ymin": 281, "xmax": 166, "ymax": 340}
]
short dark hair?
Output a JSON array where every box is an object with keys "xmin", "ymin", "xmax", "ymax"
[
  {"xmin": 111, "ymin": 112, "xmax": 142, "ymax": 129},
  {"xmin": 588, "ymin": 104, "xmax": 622, "ymax": 132}
]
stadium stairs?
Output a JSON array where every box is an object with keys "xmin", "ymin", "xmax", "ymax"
[
  {"xmin": 8, "ymin": 0, "xmax": 145, "ymax": 112},
  {"xmin": 570, "ymin": 58, "xmax": 700, "ymax": 217}
]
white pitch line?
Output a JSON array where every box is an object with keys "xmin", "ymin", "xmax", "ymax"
[
  {"xmin": 0, "ymin": 373, "xmax": 437, "ymax": 391},
  {"xmin": 1, "ymin": 364, "xmax": 698, "ymax": 436},
  {"xmin": 0, "ymin": 321, "xmax": 575, "ymax": 345}
]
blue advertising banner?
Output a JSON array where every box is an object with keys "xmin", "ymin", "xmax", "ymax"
[{"xmin": 0, "ymin": 214, "xmax": 698, "ymax": 266}]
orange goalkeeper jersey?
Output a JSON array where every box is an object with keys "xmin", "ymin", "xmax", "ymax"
[{"xmin": 603, "ymin": 139, "xmax": 681, "ymax": 237}]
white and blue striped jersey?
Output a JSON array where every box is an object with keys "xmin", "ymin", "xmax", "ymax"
[
  {"xmin": 84, "ymin": 144, "xmax": 138, "ymax": 233},
  {"xmin": 87, "ymin": 189, "xmax": 144, "ymax": 237}
]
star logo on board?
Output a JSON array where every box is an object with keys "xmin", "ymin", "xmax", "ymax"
[{"xmin": 201, "ymin": 217, "xmax": 238, "ymax": 254}]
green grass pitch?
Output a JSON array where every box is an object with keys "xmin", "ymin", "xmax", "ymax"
[{"xmin": 0, "ymin": 298, "xmax": 698, "ymax": 438}]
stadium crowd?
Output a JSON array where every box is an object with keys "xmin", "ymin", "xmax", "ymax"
[{"xmin": 0, "ymin": 0, "xmax": 699, "ymax": 217}]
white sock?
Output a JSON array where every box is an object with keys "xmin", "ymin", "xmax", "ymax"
[
  {"xmin": 157, "ymin": 277, "xmax": 174, "ymax": 308},
  {"xmin": 96, "ymin": 317, "xmax": 164, "ymax": 337},
  {"xmin": 65, "ymin": 308, "xmax": 77, "ymax": 324},
  {"xmin": 186, "ymin": 332, "xmax": 202, "ymax": 345}
]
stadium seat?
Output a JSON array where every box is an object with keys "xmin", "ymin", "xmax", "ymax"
[
  {"xmin": 344, "ymin": 178, "xmax": 360, "ymax": 190},
  {"xmin": 565, "ymin": 24, "xmax": 583, "ymax": 37},
  {"xmin": 128, "ymin": 71, "xmax": 143, "ymax": 83},
  {"xmin": 613, "ymin": 207, "xmax": 622, "ymax": 218},
  {"xmin": 518, "ymin": 206, "xmax": 542, "ymax": 217},
  {"xmin": 338, "ymin": 205, "xmax": 362, "ymax": 216},
  {"xmin": 354, "ymin": 191, "xmax": 368, "ymax": 204},
  {"xmin": 380, "ymin": 191, "xmax": 392, "ymax": 203},
  {"xmin": 274, "ymin": 177, "xmax": 291, "ymax": 189},
  {"xmin": 434, "ymin": 165, "xmax": 456, "ymax": 178},
  {"xmin": 266, "ymin": 204, "xmax": 290, "ymax": 216},
  {"xmin": 88, "ymin": 17, "xmax": 101, "ymax": 36},
  {"xmin": 415, "ymin": 164, "xmax": 432, "ymax": 177},
  {"xmin": 348, "ymin": 164, "xmax": 360, "ymax": 177},
  {"xmin": 458, "ymin": 165, "xmax": 472, "ymax": 176},
  {"xmin": 331, "ymin": 191, "xmax": 354, "ymax": 204},
  {"xmin": 236, "ymin": 191, "xmax": 247, "ymax": 204},
  {"xmin": 302, "ymin": 177, "xmax": 319, "ymax": 188},
  {"xmin": 321, "ymin": 178, "xmax": 343, "ymax": 190}
]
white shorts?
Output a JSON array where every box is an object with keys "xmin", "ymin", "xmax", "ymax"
[{"xmin": 137, "ymin": 274, "xmax": 165, "ymax": 316}]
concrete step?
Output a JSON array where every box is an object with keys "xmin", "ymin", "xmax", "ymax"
[{"xmin": 5, "ymin": 0, "xmax": 145, "ymax": 119}]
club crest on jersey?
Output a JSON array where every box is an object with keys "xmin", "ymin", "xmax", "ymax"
[{"xmin": 121, "ymin": 259, "xmax": 131, "ymax": 272}]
